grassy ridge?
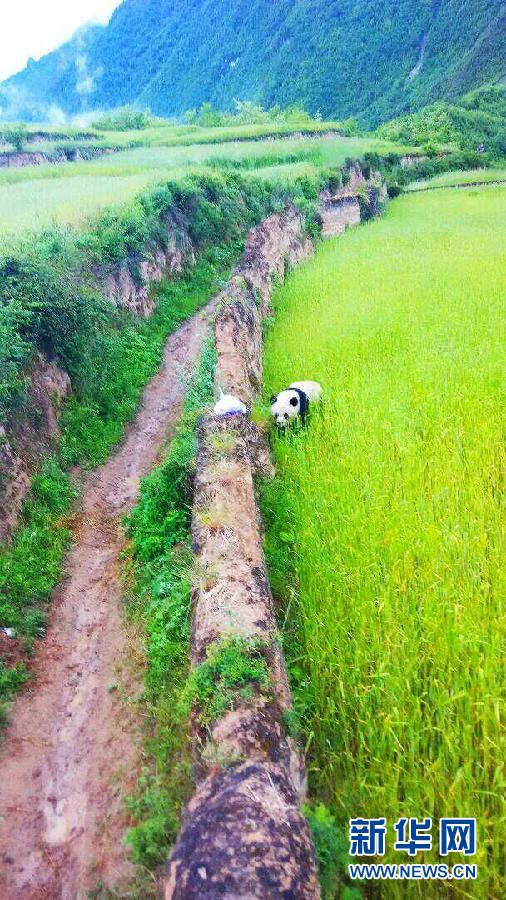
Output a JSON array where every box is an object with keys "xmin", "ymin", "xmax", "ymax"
[
  {"xmin": 124, "ymin": 337, "xmax": 217, "ymax": 869},
  {"xmin": 407, "ymin": 168, "xmax": 506, "ymax": 191},
  {"xmin": 263, "ymin": 186, "xmax": 505, "ymax": 896},
  {"xmin": 0, "ymin": 120, "xmax": 345, "ymax": 153}
]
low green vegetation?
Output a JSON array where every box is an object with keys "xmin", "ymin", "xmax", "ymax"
[
  {"xmin": 304, "ymin": 803, "xmax": 361, "ymax": 900},
  {"xmin": 0, "ymin": 459, "xmax": 76, "ymax": 643},
  {"xmin": 0, "ymin": 458, "xmax": 75, "ymax": 716},
  {"xmin": 180, "ymin": 637, "xmax": 271, "ymax": 728},
  {"xmin": 184, "ymin": 100, "xmax": 325, "ymax": 128},
  {"xmin": 0, "ymin": 174, "xmax": 162, "ymax": 237},
  {"xmin": 3, "ymin": 124, "xmax": 27, "ymax": 152},
  {"xmin": 377, "ymin": 87, "xmax": 506, "ymax": 160},
  {"xmin": 263, "ymin": 185, "xmax": 505, "ymax": 896},
  {"xmin": 0, "ymin": 118, "xmax": 346, "ymax": 160},
  {"xmin": 124, "ymin": 338, "xmax": 215, "ymax": 868},
  {"xmin": 367, "ymin": 149, "xmax": 493, "ymax": 198},
  {"xmin": 92, "ymin": 106, "xmax": 155, "ymax": 132}
]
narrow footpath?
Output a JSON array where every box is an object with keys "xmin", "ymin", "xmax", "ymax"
[{"xmin": 0, "ymin": 300, "xmax": 216, "ymax": 899}]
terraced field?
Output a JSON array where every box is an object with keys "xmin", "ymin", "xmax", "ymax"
[
  {"xmin": 0, "ymin": 132, "xmax": 406, "ymax": 237},
  {"xmin": 263, "ymin": 183, "xmax": 506, "ymax": 896},
  {"xmin": 407, "ymin": 167, "xmax": 506, "ymax": 191}
]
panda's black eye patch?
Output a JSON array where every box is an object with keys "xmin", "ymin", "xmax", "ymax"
[
  {"xmin": 270, "ymin": 395, "xmax": 277, "ymax": 404},
  {"xmin": 289, "ymin": 397, "xmax": 299, "ymax": 407}
]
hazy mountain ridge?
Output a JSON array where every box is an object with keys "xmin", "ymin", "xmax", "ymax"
[{"xmin": 1, "ymin": 0, "xmax": 505, "ymax": 125}]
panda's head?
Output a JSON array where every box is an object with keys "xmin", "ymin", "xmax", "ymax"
[{"xmin": 270, "ymin": 389, "xmax": 305, "ymax": 428}]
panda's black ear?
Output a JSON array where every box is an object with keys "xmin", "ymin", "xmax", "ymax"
[
  {"xmin": 270, "ymin": 395, "xmax": 277, "ymax": 404},
  {"xmin": 289, "ymin": 396, "xmax": 299, "ymax": 407}
]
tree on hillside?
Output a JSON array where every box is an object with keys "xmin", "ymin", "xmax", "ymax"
[
  {"xmin": 4, "ymin": 125, "xmax": 27, "ymax": 153},
  {"xmin": 197, "ymin": 103, "xmax": 226, "ymax": 127},
  {"xmin": 92, "ymin": 107, "xmax": 153, "ymax": 131}
]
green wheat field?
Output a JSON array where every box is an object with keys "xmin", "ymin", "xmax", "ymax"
[{"xmin": 264, "ymin": 185, "xmax": 506, "ymax": 896}]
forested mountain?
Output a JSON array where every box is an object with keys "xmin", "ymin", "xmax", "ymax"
[{"xmin": 1, "ymin": 0, "xmax": 505, "ymax": 126}]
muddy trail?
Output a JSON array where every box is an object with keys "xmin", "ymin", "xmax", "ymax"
[{"xmin": 0, "ymin": 300, "xmax": 216, "ymax": 899}]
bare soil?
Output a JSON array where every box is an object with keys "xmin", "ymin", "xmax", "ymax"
[{"xmin": 0, "ymin": 301, "xmax": 216, "ymax": 900}]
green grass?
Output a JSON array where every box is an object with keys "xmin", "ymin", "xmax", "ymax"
[
  {"xmin": 407, "ymin": 168, "xmax": 506, "ymax": 191},
  {"xmin": 124, "ymin": 337, "xmax": 217, "ymax": 869},
  {"xmin": 0, "ymin": 119, "xmax": 346, "ymax": 152},
  {"xmin": 0, "ymin": 174, "xmax": 163, "ymax": 236},
  {"xmin": 179, "ymin": 637, "xmax": 272, "ymax": 729},
  {"xmin": 74, "ymin": 120, "xmax": 348, "ymax": 149},
  {"xmin": 262, "ymin": 185, "xmax": 506, "ymax": 897}
]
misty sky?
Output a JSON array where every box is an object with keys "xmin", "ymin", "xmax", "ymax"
[{"xmin": 0, "ymin": 1, "xmax": 122, "ymax": 81}]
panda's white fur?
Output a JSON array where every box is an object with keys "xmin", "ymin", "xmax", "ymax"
[
  {"xmin": 270, "ymin": 380, "xmax": 322, "ymax": 428},
  {"xmin": 289, "ymin": 381, "xmax": 322, "ymax": 402}
]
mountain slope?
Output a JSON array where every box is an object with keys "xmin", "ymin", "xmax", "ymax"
[{"xmin": 1, "ymin": 0, "xmax": 505, "ymax": 126}]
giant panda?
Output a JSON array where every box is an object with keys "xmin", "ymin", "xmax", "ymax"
[{"xmin": 270, "ymin": 380, "xmax": 322, "ymax": 428}]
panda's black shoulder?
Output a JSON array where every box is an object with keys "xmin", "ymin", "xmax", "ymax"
[{"xmin": 291, "ymin": 387, "xmax": 309, "ymax": 415}]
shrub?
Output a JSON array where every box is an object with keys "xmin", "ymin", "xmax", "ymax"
[
  {"xmin": 184, "ymin": 101, "xmax": 319, "ymax": 129},
  {"xmin": 92, "ymin": 106, "xmax": 153, "ymax": 131},
  {"xmin": 386, "ymin": 182, "xmax": 402, "ymax": 198},
  {"xmin": 0, "ymin": 301, "xmax": 31, "ymax": 418},
  {"xmin": 0, "ymin": 457, "xmax": 76, "ymax": 652},
  {"xmin": 377, "ymin": 92, "xmax": 506, "ymax": 162},
  {"xmin": 0, "ymin": 254, "xmax": 104, "ymax": 375},
  {"xmin": 4, "ymin": 124, "xmax": 27, "ymax": 153},
  {"xmin": 0, "ymin": 662, "xmax": 28, "ymax": 700}
]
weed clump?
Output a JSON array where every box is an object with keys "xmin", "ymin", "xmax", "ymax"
[
  {"xmin": 304, "ymin": 803, "xmax": 362, "ymax": 900},
  {"xmin": 180, "ymin": 637, "xmax": 272, "ymax": 727}
]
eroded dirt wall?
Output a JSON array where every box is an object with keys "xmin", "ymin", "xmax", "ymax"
[
  {"xmin": 0, "ymin": 147, "xmax": 114, "ymax": 168},
  {"xmin": 319, "ymin": 162, "xmax": 387, "ymax": 237},
  {"xmin": 166, "ymin": 180, "xmax": 389, "ymax": 894},
  {"xmin": 166, "ymin": 207, "xmax": 320, "ymax": 899},
  {"xmin": 0, "ymin": 355, "xmax": 71, "ymax": 543}
]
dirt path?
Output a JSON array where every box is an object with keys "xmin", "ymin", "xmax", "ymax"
[{"xmin": 0, "ymin": 300, "xmax": 216, "ymax": 899}]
